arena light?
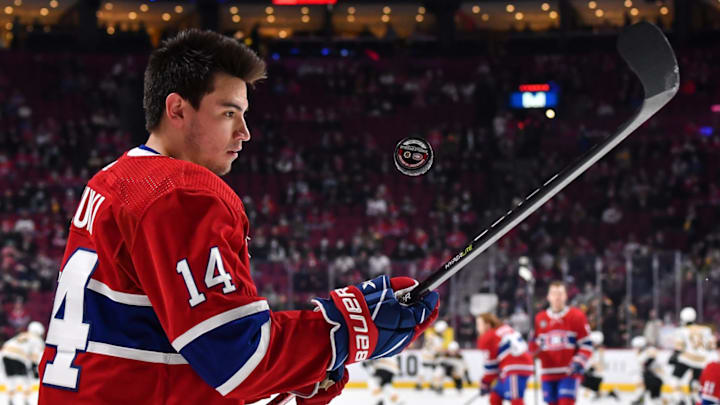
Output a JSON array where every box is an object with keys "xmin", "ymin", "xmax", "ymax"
[
  {"xmin": 711, "ymin": 104, "xmax": 720, "ymax": 113},
  {"xmin": 545, "ymin": 109, "xmax": 556, "ymax": 119},
  {"xmin": 624, "ymin": 0, "xmax": 632, "ymax": 7},
  {"xmin": 506, "ymin": 4, "xmax": 515, "ymax": 13},
  {"xmin": 481, "ymin": 13, "xmax": 489, "ymax": 21},
  {"xmin": 301, "ymin": 15, "xmax": 310, "ymax": 22},
  {"xmin": 232, "ymin": 14, "xmax": 241, "ymax": 23},
  {"xmin": 13, "ymin": 0, "xmax": 21, "ymax": 6},
  {"xmin": 161, "ymin": 12, "xmax": 171, "ymax": 21},
  {"xmin": 515, "ymin": 12, "xmax": 524, "ymax": 20},
  {"xmin": 4, "ymin": 6, "xmax": 13, "ymax": 14},
  {"xmin": 346, "ymin": 14, "xmax": 355, "ymax": 22},
  {"xmin": 40, "ymin": 7, "xmax": 49, "ymax": 16},
  {"xmin": 595, "ymin": 9, "xmax": 604, "ymax": 17},
  {"xmin": 415, "ymin": 14, "xmax": 423, "ymax": 22},
  {"xmin": 549, "ymin": 10, "xmax": 558, "ymax": 19},
  {"xmin": 300, "ymin": 6, "xmax": 309, "ymax": 14},
  {"xmin": 49, "ymin": 0, "xmax": 59, "ymax": 8},
  {"xmin": 418, "ymin": 6, "xmax": 425, "ymax": 14},
  {"xmin": 660, "ymin": 6, "xmax": 669, "ymax": 15},
  {"xmin": 140, "ymin": 4, "xmax": 148, "ymax": 12},
  {"xmin": 541, "ymin": 3, "xmax": 550, "ymax": 11},
  {"xmin": 588, "ymin": 1, "xmax": 597, "ymax": 10},
  {"xmin": 174, "ymin": 5, "xmax": 183, "ymax": 14},
  {"xmin": 229, "ymin": 6, "xmax": 238, "ymax": 14},
  {"xmin": 630, "ymin": 7, "xmax": 639, "ymax": 16},
  {"xmin": 472, "ymin": 5, "xmax": 480, "ymax": 14}
]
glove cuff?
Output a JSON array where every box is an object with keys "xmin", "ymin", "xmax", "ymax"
[{"xmin": 312, "ymin": 297, "xmax": 349, "ymax": 372}]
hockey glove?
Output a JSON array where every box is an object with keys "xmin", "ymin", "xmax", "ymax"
[
  {"xmin": 313, "ymin": 275, "xmax": 439, "ymax": 372},
  {"xmin": 570, "ymin": 361, "xmax": 585, "ymax": 376},
  {"xmin": 480, "ymin": 381, "xmax": 491, "ymax": 396}
]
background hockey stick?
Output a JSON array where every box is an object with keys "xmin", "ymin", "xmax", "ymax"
[{"xmin": 268, "ymin": 21, "xmax": 678, "ymax": 405}]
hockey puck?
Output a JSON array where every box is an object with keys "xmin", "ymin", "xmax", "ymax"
[{"xmin": 394, "ymin": 137, "xmax": 434, "ymax": 177}]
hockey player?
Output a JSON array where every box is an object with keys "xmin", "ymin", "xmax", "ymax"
[
  {"xmin": 579, "ymin": 331, "xmax": 619, "ymax": 401},
  {"xmin": 630, "ymin": 336, "xmax": 664, "ymax": 405},
  {"xmin": 1, "ymin": 321, "xmax": 45, "ymax": 405},
  {"xmin": 476, "ymin": 313, "xmax": 534, "ymax": 405},
  {"xmin": 670, "ymin": 307, "xmax": 716, "ymax": 405},
  {"xmin": 699, "ymin": 360, "xmax": 720, "ymax": 405},
  {"xmin": 365, "ymin": 357, "xmax": 404, "ymax": 405},
  {"xmin": 416, "ymin": 320, "xmax": 447, "ymax": 391},
  {"xmin": 531, "ymin": 280, "xmax": 593, "ymax": 405},
  {"xmin": 37, "ymin": 29, "xmax": 440, "ymax": 405},
  {"xmin": 435, "ymin": 341, "xmax": 469, "ymax": 395}
]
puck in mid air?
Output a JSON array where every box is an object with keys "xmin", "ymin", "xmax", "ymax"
[{"xmin": 394, "ymin": 137, "xmax": 434, "ymax": 177}]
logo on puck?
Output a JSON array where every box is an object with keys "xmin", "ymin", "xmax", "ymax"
[{"xmin": 394, "ymin": 137, "xmax": 433, "ymax": 176}]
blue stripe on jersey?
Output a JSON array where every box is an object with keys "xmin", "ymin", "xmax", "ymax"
[
  {"xmin": 138, "ymin": 144, "xmax": 160, "ymax": 155},
  {"xmin": 568, "ymin": 336, "xmax": 577, "ymax": 345},
  {"xmin": 179, "ymin": 310, "xmax": 270, "ymax": 389},
  {"xmin": 84, "ymin": 289, "xmax": 176, "ymax": 353},
  {"xmin": 498, "ymin": 341, "xmax": 511, "ymax": 358},
  {"xmin": 485, "ymin": 363, "xmax": 499, "ymax": 370}
]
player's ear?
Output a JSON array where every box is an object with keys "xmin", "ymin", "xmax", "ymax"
[{"xmin": 164, "ymin": 93, "xmax": 186, "ymax": 128}]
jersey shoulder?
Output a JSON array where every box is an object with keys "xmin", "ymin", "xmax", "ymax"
[{"xmin": 90, "ymin": 151, "xmax": 244, "ymax": 219}]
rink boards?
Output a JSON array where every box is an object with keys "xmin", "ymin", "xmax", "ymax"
[{"xmin": 347, "ymin": 349, "xmax": 681, "ymax": 391}]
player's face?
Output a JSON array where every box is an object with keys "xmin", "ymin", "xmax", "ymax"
[
  {"xmin": 184, "ymin": 72, "xmax": 251, "ymax": 176},
  {"xmin": 547, "ymin": 285, "xmax": 567, "ymax": 312}
]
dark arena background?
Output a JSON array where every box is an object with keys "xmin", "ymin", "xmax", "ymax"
[{"xmin": 1, "ymin": 0, "xmax": 720, "ymax": 404}]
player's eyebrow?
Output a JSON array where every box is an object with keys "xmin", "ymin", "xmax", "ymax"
[{"xmin": 219, "ymin": 101, "xmax": 249, "ymax": 112}]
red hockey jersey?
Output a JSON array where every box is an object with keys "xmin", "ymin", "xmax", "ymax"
[
  {"xmin": 531, "ymin": 307, "xmax": 592, "ymax": 381},
  {"xmin": 38, "ymin": 147, "xmax": 334, "ymax": 404},
  {"xmin": 477, "ymin": 324, "xmax": 533, "ymax": 382},
  {"xmin": 700, "ymin": 362, "xmax": 720, "ymax": 404}
]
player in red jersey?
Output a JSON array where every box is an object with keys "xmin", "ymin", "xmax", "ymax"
[
  {"xmin": 476, "ymin": 313, "xmax": 534, "ymax": 405},
  {"xmin": 699, "ymin": 361, "xmax": 720, "ymax": 405},
  {"xmin": 37, "ymin": 29, "xmax": 439, "ymax": 405},
  {"xmin": 530, "ymin": 281, "xmax": 593, "ymax": 405}
]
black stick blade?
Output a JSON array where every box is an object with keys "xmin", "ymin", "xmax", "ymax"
[{"xmin": 618, "ymin": 22, "xmax": 679, "ymax": 100}]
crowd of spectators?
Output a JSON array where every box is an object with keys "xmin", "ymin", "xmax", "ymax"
[{"xmin": 0, "ymin": 42, "xmax": 718, "ymax": 346}]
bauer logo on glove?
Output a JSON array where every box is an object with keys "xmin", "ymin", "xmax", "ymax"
[{"xmin": 313, "ymin": 275, "xmax": 439, "ymax": 372}]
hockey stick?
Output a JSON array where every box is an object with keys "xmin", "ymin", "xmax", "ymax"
[
  {"xmin": 268, "ymin": 22, "xmax": 678, "ymax": 405},
  {"xmin": 399, "ymin": 21, "xmax": 679, "ymax": 306}
]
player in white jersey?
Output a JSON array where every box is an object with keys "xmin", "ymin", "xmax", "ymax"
[
  {"xmin": 1, "ymin": 322, "xmax": 45, "ymax": 405},
  {"xmin": 579, "ymin": 331, "xmax": 620, "ymax": 401},
  {"xmin": 366, "ymin": 357, "xmax": 404, "ymax": 405},
  {"xmin": 630, "ymin": 336, "xmax": 664, "ymax": 405},
  {"xmin": 416, "ymin": 320, "xmax": 446, "ymax": 391},
  {"xmin": 670, "ymin": 307, "xmax": 717, "ymax": 405},
  {"xmin": 435, "ymin": 341, "xmax": 469, "ymax": 396}
]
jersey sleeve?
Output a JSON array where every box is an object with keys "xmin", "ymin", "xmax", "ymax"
[
  {"xmin": 572, "ymin": 309, "xmax": 593, "ymax": 367},
  {"xmin": 129, "ymin": 188, "xmax": 332, "ymax": 399},
  {"xmin": 477, "ymin": 332, "xmax": 498, "ymax": 383}
]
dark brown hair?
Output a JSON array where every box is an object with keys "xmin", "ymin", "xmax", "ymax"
[{"xmin": 143, "ymin": 29, "xmax": 267, "ymax": 132}]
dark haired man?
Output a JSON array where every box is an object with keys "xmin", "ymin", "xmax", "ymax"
[
  {"xmin": 530, "ymin": 281, "xmax": 593, "ymax": 405},
  {"xmin": 38, "ymin": 29, "xmax": 439, "ymax": 405}
]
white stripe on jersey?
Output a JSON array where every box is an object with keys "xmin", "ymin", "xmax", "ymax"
[
  {"xmin": 86, "ymin": 341, "xmax": 187, "ymax": 365},
  {"xmin": 87, "ymin": 279, "xmax": 152, "ymax": 306},
  {"xmin": 172, "ymin": 300, "xmax": 270, "ymax": 351},
  {"xmin": 216, "ymin": 320, "xmax": 271, "ymax": 395}
]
